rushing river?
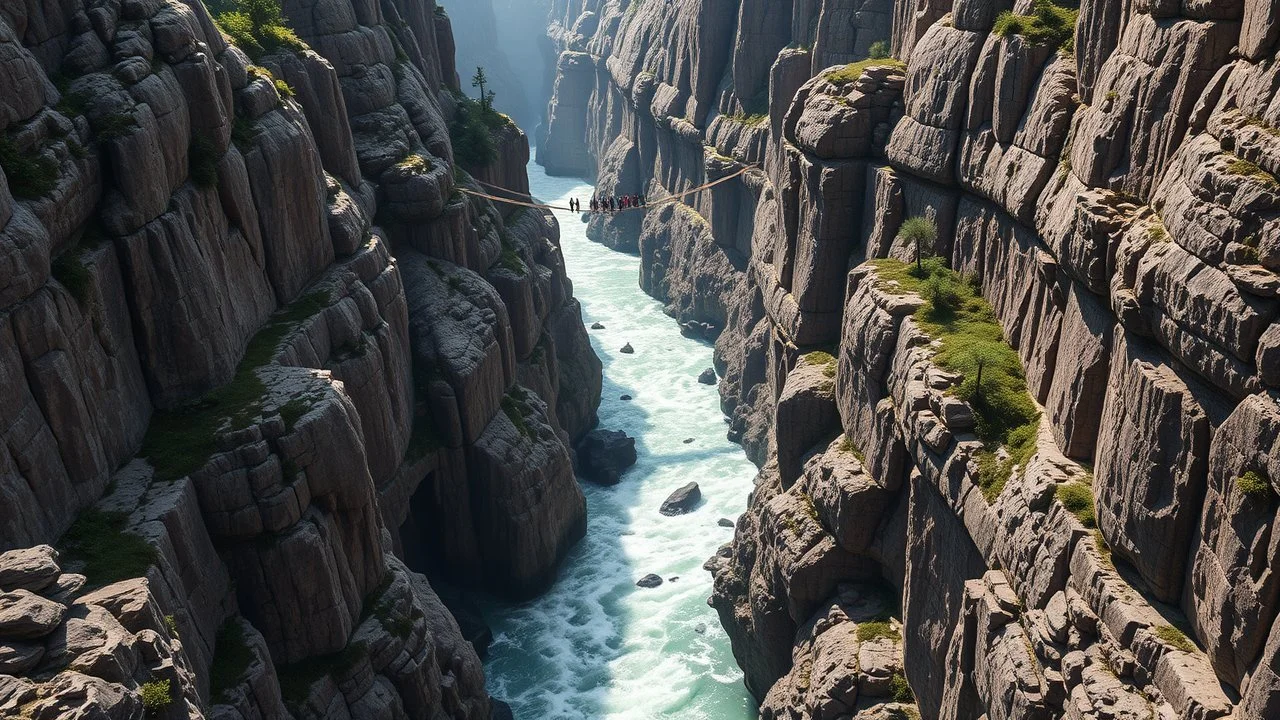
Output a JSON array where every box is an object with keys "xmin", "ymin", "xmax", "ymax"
[{"xmin": 479, "ymin": 161, "xmax": 759, "ymax": 719}]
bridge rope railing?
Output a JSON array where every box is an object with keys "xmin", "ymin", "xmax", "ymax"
[{"xmin": 454, "ymin": 165, "xmax": 753, "ymax": 213}]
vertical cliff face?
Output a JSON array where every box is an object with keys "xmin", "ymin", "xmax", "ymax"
[
  {"xmin": 544, "ymin": 0, "xmax": 1280, "ymax": 717},
  {"xmin": 0, "ymin": 0, "xmax": 600, "ymax": 716}
]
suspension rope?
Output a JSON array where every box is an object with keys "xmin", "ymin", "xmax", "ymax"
[{"xmin": 455, "ymin": 166, "xmax": 753, "ymax": 213}]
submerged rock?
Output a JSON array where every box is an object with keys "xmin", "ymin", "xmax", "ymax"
[
  {"xmin": 577, "ymin": 429, "xmax": 638, "ymax": 485},
  {"xmin": 591, "ymin": 322, "xmax": 605, "ymax": 329},
  {"xmin": 718, "ymin": 518, "xmax": 735, "ymax": 528},
  {"xmin": 660, "ymin": 483, "xmax": 702, "ymax": 516},
  {"xmin": 636, "ymin": 574, "xmax": 663, "ymax": 588}
]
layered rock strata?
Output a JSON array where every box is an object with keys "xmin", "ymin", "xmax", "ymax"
[
  {"xmin": 0, "ymin": 0, "xmax": 600, "ymax": 715},
  {"xmin": 545, "ymin": 0, "xmax": 1280, "ymax": 717}
]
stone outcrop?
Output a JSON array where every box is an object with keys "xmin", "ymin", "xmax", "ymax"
[
  {"xmin": 545, "ymin": 0, "xmax": 1280, "ymax": 716},
  {"xmin": 0, "ymin": 0, "xmax": 600, "ymax": 715}
]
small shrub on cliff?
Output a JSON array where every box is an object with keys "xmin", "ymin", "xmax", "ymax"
[
  {"xmin": 890, "ymin": 671, "xmax": 914, "ymax": 703},
  {"xmin": 96, "ymin": 111, "xmax": 139, "ymax": 140},
  {"xmin": 60, "ymin": 509, "xmax": 158, "ymax": 589},
  {"xmin": 1155, "ymin": 624, "xmax": 1197, "ymax": 654},
  {"xmin": 140, "ymin": 680, "xmax": 172, "ymax": 714},
  {"xmin": 1056, "ymin": 481, "xmax": 1097, "ymax": 528},
  {"xmin": 501, "ymin": 388, "xmax": 534, "ymax": 439},
  {"xmin": 210, "ymin": 621, "xmax": 254, "ymax": 702},
  {"xmin": 868, "ymin": 40, "xmax": 891, "ymax": 59},
  {"xmin": 277, "ymin": 641, "xmax": 368, "ymax": 710},
  {"xmin": 1238, "ymin": 471, "xmax": 1274, "ymax": 500},
  {"xmin": 993, "ymin": 0, "xmax": 1079, "ymax": 51},
  {"xmin": 51, "ymin": 246, "xmax": 94, "ymax": 306},
  {"xmin": 0, "ymin": 136, "xmax": 58, "ymax": 199},
  {"xmin": 188, "ymin": 133, "xmax": 221, "ymax": 188},
  {"xmin": 215, "ymin": 0, "xmax": 306, "ymax": 60}
]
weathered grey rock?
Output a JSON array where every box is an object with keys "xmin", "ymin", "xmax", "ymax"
[
  {"xmin": 1185, "ymin": 391, "xmax": 1280, "ymax": 687},
  {"xmin": 698, "ymin": 367, "xmax": 717, "ymax": 384},
  {"xmin": 0, "ymin": 589, "xmax": 65, "ymax": 640},
  {"xmin": 1094, "ymin": 333, "xmax": 1213, "ymax": 603},
  {"xmin": 0, "ymin": 640, "xmax": 43, "ymax": 675},
  {"xmin": 660, "ymin": 482, "xmax": 702, "ymax": 516},
  {"xmin": 636, "ymin": 574, "xmax": 663, "ymax": 588},
  {"xmin": 0, "ymin": 545, "xmax": 60, "ymax": 593}
]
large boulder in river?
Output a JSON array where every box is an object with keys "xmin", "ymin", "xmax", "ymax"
[
  {"xmin": 660, "ymin": 482, "xmax": 702, "ymax": 516},
  {"xmin": 578, "ymin": 429, "xmax": 638, "ymax": 485}
]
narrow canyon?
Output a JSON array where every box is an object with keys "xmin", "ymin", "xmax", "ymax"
[{"xmin": 0, "ymin": 0, "xmax": 1278, "ymax": 719}]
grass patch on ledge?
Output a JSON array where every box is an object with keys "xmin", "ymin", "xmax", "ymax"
[
  {"xmin": 1056, "ymin": 479, "xmax": 1097, "ymax": 527},
  {"xmin": 856, "ymin": 618, "xmax": 901, "ymax": 643},
  {"xmin": 59, "ymin": 509, "xmax": 159, "ymax": 589},
  {"xmin": 141, "ymin": 290, "xmax": 331, "ymax": 482},
  {"xmin": 1155, "ymin": 624, "xmax": 1197, "ymax": 654},
  {"xmin": 802, "ymin": 350, "xmax": 838, "ymax": 379},
  {"xmin": 993, "ymin": 0, "xmax": 1079, "ymax": 53},
  {"xmin": 501, "ymin": 387, "xmax": 534, "ymax": 439},
  {"xmin": 838, "ymin": 434, "xmax": 866, "ymax": 463},
  {"xmin": 0, "ymin": 135, "xmax": 58, "ymax": 199},
  {"xmin": 1225, "ymin": 155, "xmax": 1280, "ymax": 189},
  {"xmin": 726, "ymin": 112, "xmax": 768, "ymax": 127},
  {"xmin": 214, "ymin": 0, "xmax": 308, "ymax": 61},
  {"xmin": 209, "ymin": 620, "xmax": 254, "ymax": 702},
  {"xmin": 869, "ymin": 257, "xmax": 1041, "ymax": 500},
  {"xmin": 277, "ymin": 641, "xmax": 367, "ymax": 711},
  {"xmin": 824, "ymin": 57, "xmax": 906, "ymax": 85}
]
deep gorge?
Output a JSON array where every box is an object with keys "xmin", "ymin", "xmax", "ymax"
[{"xmin": 1, "ymin": 0, "xmax": 1279, "ymax": 719}]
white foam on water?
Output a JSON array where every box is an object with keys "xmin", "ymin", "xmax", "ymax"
[{"xmin": 479, "ymin": 161, "xmax": 759, "ymax": 719}]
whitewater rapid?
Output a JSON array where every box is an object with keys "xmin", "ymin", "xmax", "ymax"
[{"xmin": 479, "ymin": 162, "xmax": 759, "ymax": 719}]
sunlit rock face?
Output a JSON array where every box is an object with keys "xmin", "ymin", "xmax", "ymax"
[{"xmin": 543, "ymin": 0, "xmax": 1280, "ymax": 717}]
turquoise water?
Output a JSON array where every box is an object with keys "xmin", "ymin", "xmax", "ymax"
[{"xmin": 479, "ymin": 161, "xmax": 759, "ymax": 719}]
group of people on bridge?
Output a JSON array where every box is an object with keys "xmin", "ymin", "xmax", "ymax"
[{"xmin": 567, "ymin": 193, "xmax": 648, "ymax": 214}]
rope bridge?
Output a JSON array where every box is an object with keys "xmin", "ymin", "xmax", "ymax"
[{"xmin": 454, "ymin": 166, "xmax": 752, "ymax": 213}]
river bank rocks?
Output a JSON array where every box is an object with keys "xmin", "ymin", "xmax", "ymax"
[
  {"xmin": 0, "ymin": 0, "xmax": 600, "ymax": 714},
  {"xmin": 577, "ymin": 429, "xmax": 638, "ymax": 485},
  {"xmin": 546, "ymin": 0, "xmax": 1280, "ymax": 716}
]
